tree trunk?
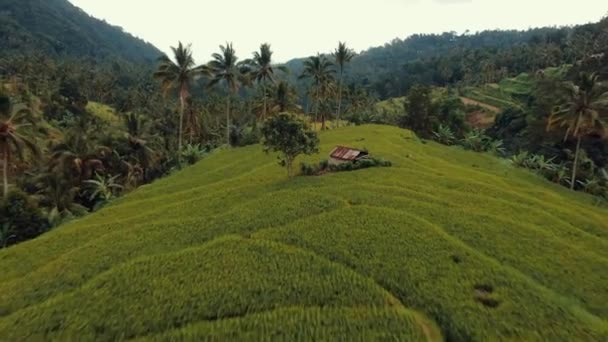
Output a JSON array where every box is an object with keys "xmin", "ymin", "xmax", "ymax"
[
  {"xmin": 321, "ymin": 113, "xmax": 326, "ymax": 131},
  {"xmin": 226, "ymin": 96, "xmax": 231, "ymax": 147},
  {"xmin": 262, "ymin": 83, "xmax": 267, "ymax": 122},
  {"xmin": 336, "ymin": 70, "xmax": 343, "ymax": 128},
  {"xmin": 178, "ymin": 87, "xmax": 186, "ymax": 165},
  {"xmin": 178, "ymin": 90, "xmax": 186, "ymax": 151},
  {"xmin": 287, "ymin": 157, "xmax": 293, "ymax": 178},
  {"xmin": 251, "ymin": 101, "xmax": 257, "ymax": 131},
  {"xmin": 570, "ymin": 136, "xmax": 582, "ymax": 190},
  {"xmin": 2, "ymin": 149, "xmax": 8, "ymax": 198},
  {"xmin": 314, "ymin": 86, "xmax": 320, "ymax": 131}
]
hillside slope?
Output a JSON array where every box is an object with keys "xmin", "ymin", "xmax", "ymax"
[
  {"xmin": 0, "ymin": 0, "xmax": 161, "ymax": 62},
  {"xmin": 0, "ymin": 125, "xmax": 607, "ymax": 340}
]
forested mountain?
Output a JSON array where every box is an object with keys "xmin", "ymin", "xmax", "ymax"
[
  {"xmin": 0, "ymin": 0, "xmax": 161, "ymax": 63},
  {"xmin": 287, "ymin": 18, "xmax": 608, "ymax": 99}
]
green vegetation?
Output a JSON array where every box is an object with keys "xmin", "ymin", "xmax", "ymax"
[
  {"xmin": 547, "ymin": 72, "xmax": 608, "ymax": 189},
  {"xmin": 299, "ymin": 55, "xmax": 336, "ymax": 130},
  {"xmin": 300, "ymin": 157, "xmax": 392, "ymax": 176},
  {"xmin": 0, "ymin": 101, "xmax": 39, "ymax": 197},
  {"xmin": 207, "ymin": 43, "xmax": 244, "ymax": 146},
  {"xmin": 376, "ymin": 96, "xmax": 406, "ymax": 115},
  {"xmin": 0, "ymin": 125, "xmax": 606, "ymax": 340},
  {"xmin": 154, "ymin": 42, "xmax": 207, "ymax": 155},
  {"xmin": 242, "ymin": 43, "xmax": 285, "ymax": 122},
  {"xmin": 261, "ymin": 113, "xmax": 319, "ymax": 178},
  {"xmin": 86, "ymin": 102, "xmax": 121, "ymax": 125},
  {"xmin": 0, "ymin": 0, "xmax": 160, "ymax": 63},
  {"xmin": 461, "ymin": 85, "xmax": 522, "ymax": 111},
  {"xmin": 139, "ymin": 307, "xmax": 432, "ymax": 341},
  {"xmin": 1, "ymin": 2, "xmax": 608, "ymax": 339},
  {"xmin": 333, "ymin": 42, "xmax": 356, "ymax": 127}
]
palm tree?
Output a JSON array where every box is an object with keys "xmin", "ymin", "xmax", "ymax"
[
  {"xmin": 124, "ymin": 113, "xmax": 156, "ymax": 181},
  {"xmin": 547, "ymin": 72, "xmax": 608, "ymax": 189},
  {"xmin": 333, "ymin": 42, "xmax": 355, "ymax": 128},
  {"xmin": 153, "ymin": 42, "xmax": 206, "ymax": 157},
  {"xmin": 208, "ymin": 43, "xmax": 243, "ymax": 146},
  {"xmin": 243, "ymin": 43, "xmax": 285, "ymax": 121},
  {"xmin": 49, "ymin": 126, "xmax": 106, "ymax": 185},
  {"xmin": 0, "ymin": 102, "xmax": 39, "ymax": 198},
  {"xmin": 318, "ymin": 79, "xmax": 337, "ymax": 129},
  {"xmin": 270, "ymin": 80, "xmax": 299, "ymax": 114},
  {"xmin": 299, "ymin": 55, "xmax": 335, "ymax": 130}
]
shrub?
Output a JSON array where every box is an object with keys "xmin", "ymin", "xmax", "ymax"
[
  {"xmin": 460, "ymin": 129, "xmax": 505, "ymax": 156},
  {"xmin": 577, "ymin": 176, "xmax": 605, "ymax": 197},
  {"xmin": 461, "ymin": 130, "xmax": 488, "ymax": 152},
  {"xmin": 181, "ymin": 144, "xmax": 208, "ymax": 165},
  {"xmin": 433, "ymin": 124, "xmax": 456, "ymax": 146},
  {"xmin": 510, "ymin": 151, "xmax": 530, "ymax": 167},
  {"xmin": 301, "ymin": 157, "xmax": 392, "ymax": 176},
  {"xmin": 487, "ymin": 140, "xmax": 506, "ymax": 157},
  {"xmin": 0, "ymin": 191, "xmax": 49, "ymax": 248},
  {"xmin": 509, "ymin": 151, "xmax": 608, "ymax": 199}
]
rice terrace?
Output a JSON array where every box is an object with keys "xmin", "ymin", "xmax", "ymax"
[
  {"xmin": 1, "ymin": 0, "xmax": 608, "ymax": 340},
  {"xmin": 1, "ymin": 125, "xmax": 606, "ymax": 340}
]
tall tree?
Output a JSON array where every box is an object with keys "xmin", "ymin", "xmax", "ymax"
[
  {"xmin": 333, "ymin": 42, "xmax": 355, "ymax": 128},
  {"xmin": 399, "ymin": 85, "xmax": 435, "ymax": 137},
  {"xmin": 153, "ymin": 42, "xmax": 206, "ymax": 158},
  {"xmin": 0, "ymin": 102, "xmax": 39, "ymax": 198},
  {"xmin": 547, "ymin": 72, "xmax": 608, "ymax": 189},
  {"xmin": 270, "ymin": 80, "xmax": 299, "ymax": 114},
  {"xmin": 261, "ymin": 113, "xmax": 319, "ymax": 178},
  {"xmin": 243, "ymin": 43, "xmax": 285, "ymax": 121},
  {"xmin": 124, "ymin": 113, "xmax": 156, "ymax": 181},
  {"xmin": 208, "ymin": 43, "xmax": 243, "ymax": 146},
  {"xmin": 299, "ymin": 55, "xmax": 335, "ymax": 130}
]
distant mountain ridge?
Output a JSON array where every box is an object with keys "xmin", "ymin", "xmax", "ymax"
[
  {"xmin": 0, "ymin": 0, "xmax": 162, "ymax": 63},
  {"xmin": 285, "ymin": 18, "xmax": 607, "ymax": 99}
]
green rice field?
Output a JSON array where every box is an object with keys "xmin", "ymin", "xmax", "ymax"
[{"xmin": 0, "ymin": 125, "xmax": 606, "ymax": 341}]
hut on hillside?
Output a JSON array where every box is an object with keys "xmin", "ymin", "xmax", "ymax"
[{"xmin": 328, "ymin": 146, "xmax": 369, "ymax": 165}]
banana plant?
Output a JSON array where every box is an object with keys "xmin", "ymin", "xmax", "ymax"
[{"xmin": 84, "ymin": 173, "xmax": 123, "ymax": 203}]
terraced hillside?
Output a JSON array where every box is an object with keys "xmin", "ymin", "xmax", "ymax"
[
  {"xmin": 461, "ymin": 66, "xmax": 570, "ymax": 114},
  {"xmin": 1, "ymin": 125, "xmax": 607, "ymax": 340}
]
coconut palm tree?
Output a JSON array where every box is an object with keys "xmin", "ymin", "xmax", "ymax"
[
  {"xmin": 124, "ymin": 113, "xmax": 156, "ymax": 181},
  {"xmin": 270, "ymin": 80, "xmax": 299, "ymax": 114},
  {"xmin": 207, "ymin": 43, "xmax": 243, "ymax": 146},
  {"xmin": 547, "ymin": 72, "xmax": 608, "ymax": 189},
  {"xmin": 299, "ymin": 55, "xmax": 335, "ymax": 130},
  {"xmin": 0, "ymin": 102, "xmax": 39, "ymax": 198},
  {"xmin": 318, "ymin": 79, "xmax": 337, "ymax": 130},
  {"xmin": 333, "ymin": 42, "xmax": 355, "ymax": 128},
  {"xmin": 242, "ymin": 43, "xmax": 286, "ymax": 121},
  {"xmin": 153, "ymin": 42, "xmax": 206, "ymax": 157}
]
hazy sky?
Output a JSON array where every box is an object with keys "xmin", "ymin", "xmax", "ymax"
[{"xmin": 68, "ymin": 0, "xmax": 606, "ymax": 63}]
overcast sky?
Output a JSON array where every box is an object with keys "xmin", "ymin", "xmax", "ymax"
[{"xmin": 68, "ymin": 0, "xmax": 606, "ymax": 63}]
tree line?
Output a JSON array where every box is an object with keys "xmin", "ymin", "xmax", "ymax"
[
  {"xmin": 0, "ymin": 40, "xmax": 369, "ymax": 248},
  {"xmin": 1, "ymin": 16, "xmax": 607, "ymax": 248}
]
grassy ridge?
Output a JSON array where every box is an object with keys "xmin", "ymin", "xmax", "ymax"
[
  {"xmin": 137, "ymin": 307, "xmax": 435, "ymax": 341},
  {"xmin": 0, "ymin": 125, "xmax": 606, "ymax": 340},
  {"xmin": 1, "ymin": 236, "xmax": 434, "ymax": 340}
]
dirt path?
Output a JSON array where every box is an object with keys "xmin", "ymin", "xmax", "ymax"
[{"xmin": 460, "ymin": 97, "xmax": 501, "ymax": 113}]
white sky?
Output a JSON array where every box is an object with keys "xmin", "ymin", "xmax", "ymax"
[{"xmin": 68, "ymin": 0, "xmax": 607, "ymax": 63}]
